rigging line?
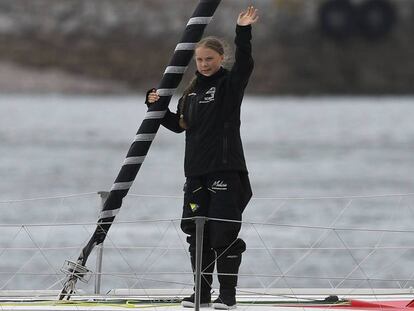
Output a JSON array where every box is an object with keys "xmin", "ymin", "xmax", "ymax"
[
  {"xmin": 128, "ymin": 192, "xmax": 414, "ymax": 201},
  {"xmin": 240, "ymin": 224, "xmax": 270, "ymax": 292},
  {"xmin": 249, "ymin": 222, "xmax": 298, "ymax": 305},
  {"xmin": 4, "ymin": 244, "xmax": 414, "ymax": 251},
  {"xmin": 0, "ymin": 226, "xmax": 25, "ymax": 290},
  {"xmin": 263, "ymin": 200, "xmax": 287, "ymax": 224},
  {"xmin": 242, "ymin": 200, "xmax": 287, "ymax": 241},
  {"xmin": 341, "ymin": 196, "xmax": 410, "ymax": 292},
  {"xmin": 401, "ymin": 197, "xmax": 414, "ymax": 289},
  {"xmin": 3, "ymin": 217, "xmax": 414, "ymax": 235},
  {"xmin": 65, "ymin": 195, "xmax": 97, "ymax": 237},
  {"xmin": 98, "ymin": 223, "xmax": 158, "ymax": 304},
  {"xmin": 3, "ymin": 271, "xmax": 414, "ymax": 282},
  {"xmin": 237, "ymin": 201, "xmax": 288, "ymax": 293},
  {"xmin": 46, "ymin": 276, "xmax": 68, "ymax": 292},
  {"xmin": 54, "ymin": 196, "xmax": 97, "ymax": 282},
  {"xmin": 3, "ymin": 191, "xmax": 414, "ymax": 205},
  {"xmin": 6, "ymin": 245, "xmax": 414, "ymax": 251},
  {"xmin": 333, "ymin": 238, "xmax": 411, "ymax": 298},
  {"xmin": 24, "ymin": 224, "xmax": 62, "ymax": 284},
  {"xmin": 36, "ymin": 201, "xmax": 62, "ymax": 292},
  {"xmin": 0, "ymin": 271, "xmax": 190, "ymax": 277},
  {"xmin": 331, "ymin": 240, "xmax": 401, "ymax": 311},
  {"xmin": 392, "ymin": 196, "xmax": 406, "ymax": 290},
  {"xmin": 0, "ymin": 246, "xmax": 83, "ymax": 251},
  {"xmin": 246, "ymin": 246, "xmax": 414, "ymax": 250},
  {"xmin": 5, "ymin": 217, "xmax": 414, "ymax": 235},
  {"xmin": 144, "ymin": 247, "xmax": 174, "ymax": 286},
  {"xmin": 19, "ymin": 226, "xmax": 64, "ymax": 288},
  {"xmin": 368, "ymin": 196, "xmax": 407, "ymax": 290},
  {"xmin": 334, "ymin": 227, "xmax": 387, "ymax": 289},
  {"xmin": 240, "ymin": 256, "xmax": 267, "ymax": 292},
  {"xmin": 129, "ymin": 220, "xmax": 176, "ymax": 289},
  {"xmin": 128, "ymin": 194, "xmax": 183, "ymax": 199},
  {"xmin": 92, "ymin": 226, "xmax": 132, "ymax": 290},
  {"xmin": 332, "ymin": 230, "xmax": 381, "ymax": 306},
  {"xmin": 150, "ymin": 228, "xmax": 201, "ymax": 296},
  {"xmin": 0, "ymin": 192, "xmax": 96, "ymax": 204},
  {"xmin": 373, "ymin": 250, "xmax": 411, "ymax": 289},
  {"xmin": 170, "ymin": 220, "xmax": 195, "ymax": 298},
  {"xmin": 234, "ymin": 288, "xmax": 314, "ymax": 301},
  {"xmin": 0, "ymin": 218, "xmax": 183, "ymax": 228},
  {"xmin": 243, "ymin": 222, "xmax": 414, "ymax": 234},
  {"xmin": 249, "ymin": 193, "xmax": 414, "ymax": 200},
  {"xmin": 127, "ymin": 193, "xmax": 414, "ymax": 200},
  {"xmin": 0, "ymin": 205, "xmax": 61, "ymax": 291},
  {"xmin": 264, "ymin": 198, "xmax": 355, "ymax": 290},
  {"xmin": 0, "ymin": 226, "xmax": 23, "ymax": 264},
  {"xmin": 103, "ymin": 272, "xmax": 192, "ymax": 288}
]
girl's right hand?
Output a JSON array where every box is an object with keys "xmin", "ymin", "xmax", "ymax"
[
  {"xmin": 146, "ymin": 88, "xmax": 160, "ymax": 104},
  {"xmin": 237, "ymin": 6, "xmax": 259, "ymax": 26}
]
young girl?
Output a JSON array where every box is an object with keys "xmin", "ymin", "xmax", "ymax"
[{"xmin": 146, "ymin": 6, "xmax": 259, "ymax": 310}]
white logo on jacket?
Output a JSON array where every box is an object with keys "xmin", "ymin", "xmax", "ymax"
[
  {"xmin": 199, "ymin": 87, "xmax": 216, "ymax": 104},
  {"xmin": 211, "ymin": 180, "xmax": 228, "ymax": 191}
]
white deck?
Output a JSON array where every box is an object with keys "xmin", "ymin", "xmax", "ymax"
[
  {"xmin": 2, "ymin": 193, "xmax": 414, "ymax": 310},
  {"xmin": 0, "ymin": 289, "xmax": 413, "ymax": 311}
]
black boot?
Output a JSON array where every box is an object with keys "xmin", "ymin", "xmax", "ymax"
[
  {"xmin": 182, "ymin": 250, "xmax": 215, "ymax": 308},
  {"xmin": 213, "ymin": 255, "xmax": 240, "ymax": 309},
  {"xmin": 213, "ymin": 239, "xmax": 245, "ymax": 310}
]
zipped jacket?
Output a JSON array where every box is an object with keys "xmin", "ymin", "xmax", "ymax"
[{"xmin": 159, "ymin": 25, "xmax": 254, "ymax": 177}]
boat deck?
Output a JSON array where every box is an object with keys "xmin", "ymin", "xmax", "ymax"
[{"xmin": 1, "ymin": 289, "xmax": 413, "ymax": 311}]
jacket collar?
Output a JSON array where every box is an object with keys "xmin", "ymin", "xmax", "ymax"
[{"xmin": 195, "ymin": 67, "xmax": 226, "ymax": 84}]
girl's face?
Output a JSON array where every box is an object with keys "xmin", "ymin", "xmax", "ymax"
[{"xmin": 195, "ymin": 47, "xmax": 224, "ymax": 77}]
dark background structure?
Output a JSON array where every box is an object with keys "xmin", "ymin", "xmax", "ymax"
[{"xmin": 0, "ymin": 0, "xmax": 413, "ymax": 95}]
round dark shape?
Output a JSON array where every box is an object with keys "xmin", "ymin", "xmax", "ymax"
[
  {"xmin": 357, "ymin": 0, "xmax": 396, "ymax": 39},
  {"xmin": 319, "ymin": 0, "xmax": 356, "ymax": 40}
]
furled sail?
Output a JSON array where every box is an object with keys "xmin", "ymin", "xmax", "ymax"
[{"xmin": 59, "ymin": 0, "xmax": 222, "ymax": 300}]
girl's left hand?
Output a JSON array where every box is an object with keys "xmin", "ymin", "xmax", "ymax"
[{"xmin": 237, "ymin": 6, "xmax": 259, "ymax": 26}]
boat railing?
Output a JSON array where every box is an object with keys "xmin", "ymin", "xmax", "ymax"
[{"xmin": 1, "ymin": 191, "xmax": 414, "ymax": 302}]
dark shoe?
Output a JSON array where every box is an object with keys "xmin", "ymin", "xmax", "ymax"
[
  {"xmin": 213, "ymin": 295, "xmax": 237, "ymax": 310},
  {"xmin": 181, "ymin": 293, "xmax": 211, "ymax": 308}
]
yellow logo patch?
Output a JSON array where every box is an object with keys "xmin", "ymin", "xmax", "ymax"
[{"xmin": 190, "ymin": 203, "xmax": 199, "ymax": 212}]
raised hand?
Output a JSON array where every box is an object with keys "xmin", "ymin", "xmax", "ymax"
[{"xmin": 237, "ymin": 6, "xmax": 259, "ymax": 26}]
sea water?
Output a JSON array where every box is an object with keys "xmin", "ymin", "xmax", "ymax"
[{"xmin": 1, "ymin": 94, "xmax": 414, "ymax": 292}]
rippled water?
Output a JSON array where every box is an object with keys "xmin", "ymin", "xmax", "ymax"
[{"xmin": 1, "ymin": 94, "xmax": 414, "ymax": 292}]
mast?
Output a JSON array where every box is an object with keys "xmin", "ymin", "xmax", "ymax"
[{"xmin": 59, "ymin": 0, "xmax": 222, "ymax": 300}]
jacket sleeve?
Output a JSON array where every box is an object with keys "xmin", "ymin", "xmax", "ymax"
[
  {"xmin": 160, "ymin": 108, "xmax": 184, "ymax": 133},
  {"xmin": 228, "ymin": 25, "xmax": 254, "ymax": 93},
  {"xmin": 160, "ymin": 97, "xmax": 185, "ymax": 133},
  {"xmin": 145, "ymin": 89, "xmax": 184, "ymax": 133}
]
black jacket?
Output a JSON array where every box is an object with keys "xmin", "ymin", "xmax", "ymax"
[{"xmin": 161, "ymin": 25, "xmax": 254, "ymax": 177}]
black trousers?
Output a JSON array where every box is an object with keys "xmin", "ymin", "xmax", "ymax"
[
  {"xmin": 180, "ymin": 171, "xmax": 252, "ymax": 254},
  {"xmin": 180, "ymin": 171, "xmax": 252, "ymax": 296}
]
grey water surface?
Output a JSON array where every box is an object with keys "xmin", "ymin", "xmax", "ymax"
[{"xmin": 1, "ymin": 95, "xmax": 414, "ymax": 292}]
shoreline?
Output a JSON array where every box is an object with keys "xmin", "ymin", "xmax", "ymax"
[{"xmin": 0, "ymin": 61, "xmax": 130, "ymax": 94}]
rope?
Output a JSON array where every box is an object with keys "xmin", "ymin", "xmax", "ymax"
[
  {"xmin": 1, "ymin": 218, "xmax": 414, "ymax": 235},
  {"xmin": 0, "ymin": 192, "xmax": 96, "ymax": 204},
  {"xmin": 2, "ymin": 190, "xmax": 414, "ymax": 296},
  {"xmin": 2, "ymin": 191, "xmax": 414, "ymax": 204}
]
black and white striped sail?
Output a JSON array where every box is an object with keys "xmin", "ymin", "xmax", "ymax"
[
  {"xmin": 59, "ymin": 0, "xmax": 222, "ymax": 300},
  {"xmin": 98, "ymin": 0, "xmax": 221, "ymax": 245}
]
